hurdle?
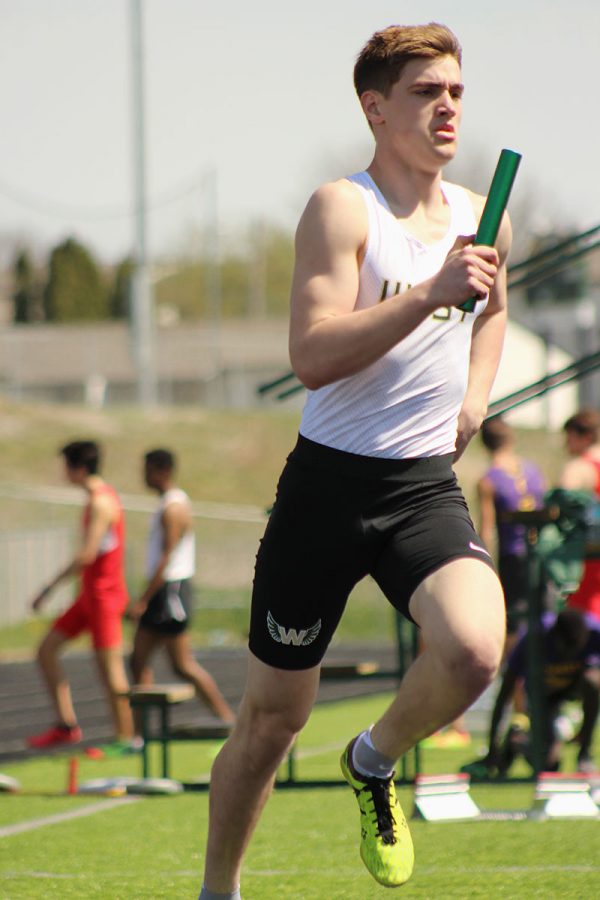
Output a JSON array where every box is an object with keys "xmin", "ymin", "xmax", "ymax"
[
  {"xmin": 590, "ymin": 774, "xmax": 600, "ymax": 807},
  {"xmin": 529, "ymin": 773, "xmax": 600, "ymax": 820},
  {"xmin": 413, "ymin": 774, "xmax": 481, "ymax": 821}
]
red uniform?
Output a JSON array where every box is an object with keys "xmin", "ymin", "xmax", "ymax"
[
  {"xmin": 567, "ymin": 456, "xmax": 600, "ymax": 623},
  {"xmin": 53, "ymin": 484, "xmax": 129, "ymax": 649}
]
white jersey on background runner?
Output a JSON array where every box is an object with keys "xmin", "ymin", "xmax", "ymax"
[
  {"xmin": 299, "ymin": 172, "xmax": 484, "ymax": 459},
  {"xmin": 146, "ymin": 488, "xmax": 195, "ymax": 581}
]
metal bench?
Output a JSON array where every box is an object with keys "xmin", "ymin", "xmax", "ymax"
[{"xmin": 126, "ymin": 684, "xmax": 233, "ymax": 779}]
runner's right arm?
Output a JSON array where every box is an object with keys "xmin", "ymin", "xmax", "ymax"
[{"xmin": 289, "ymin": 180, "xmax": 499, "ymax": 390}]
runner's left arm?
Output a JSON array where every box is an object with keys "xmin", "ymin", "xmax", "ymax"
[
  {"xmin": 31, "ymin": 493, "xmax": 114, "ymax": 611},
  {"xmin": 455, "ymin": 210, "xmax": 512, "ymax": 461}
]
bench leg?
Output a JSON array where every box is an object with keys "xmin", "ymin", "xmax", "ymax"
[
  {"xmin": 141, "ymin": 706, "xmax": 150, "ymax": 779},
  {"xmin": 160, "ymin": 705, "xmax": 170, "ymax": 779}
]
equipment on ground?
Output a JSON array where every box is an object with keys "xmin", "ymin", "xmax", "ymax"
[
  {"xmin": 413, "ymin": 773, "xmax": 481, "ymax": 821},
  {"xmin": 529, "ymin": 773, "xmax": 599, "ymax": 819},
  {"xmin": 0, "ymin": 774, "xmax": 20, "ymax": 793},
  {"xmin": 126, "ymin": 777, "xmax": 183, "ymax": 796}
]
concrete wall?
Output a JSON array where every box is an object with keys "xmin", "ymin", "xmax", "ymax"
[
  {"xmin": 0, "ymin": 317, "xmax": 585, "ymax": 425},
  {"xmin": 0, "ymin": 319, "xmax": 292, "ymax": 408}
]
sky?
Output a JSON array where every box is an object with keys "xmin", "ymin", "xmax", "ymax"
[{"xmin": 0, "ymin": 0, "xmax": 598, "ymax": 264}]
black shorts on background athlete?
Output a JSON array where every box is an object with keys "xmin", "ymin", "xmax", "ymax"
[
  {"xmin": 140, "ymin": 578, "xmax": 192, "ymax": 636},
  {"xmin": 249, "ymin": 435, "xmax": 496, "ymax": 670}
]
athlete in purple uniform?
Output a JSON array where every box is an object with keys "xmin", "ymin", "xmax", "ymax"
[{"xmin": 478, "ymin": 418, "xmax": 545, "ymax": 641}]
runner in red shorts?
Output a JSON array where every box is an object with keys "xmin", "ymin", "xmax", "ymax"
[{"xmin": 27, "ymin": 440, "xmax": 133, "ymax": 749}]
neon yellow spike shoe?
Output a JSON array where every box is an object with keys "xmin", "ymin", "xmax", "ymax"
[{"xmin": 340, "ymin": 738, "xmax": 414, "ymax": 888}]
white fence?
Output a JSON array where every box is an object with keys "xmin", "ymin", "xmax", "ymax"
[
  {"xmin": 0, "ymin": 486, "xmax": 268, "ymax": 628},
  {"xmin": 0, "ymin": 528, "xmax": 75, "ymax": 626}
]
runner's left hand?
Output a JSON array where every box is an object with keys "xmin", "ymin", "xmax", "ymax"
[{"xmin": 454, "ymin": 404, "xmax": 485, "ymax": 461}]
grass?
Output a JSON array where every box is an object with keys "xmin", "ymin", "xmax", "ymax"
[
  {"xmin": 0, "ymin": 396, "xmax": 567, "ymax": 523},
  {"xmin": 0, "ymin": 399, "xmax": 301, "ymax": 514},
  {"xmin": 1, "ymin": 695, "xmax": 599, "ymax": 899}
]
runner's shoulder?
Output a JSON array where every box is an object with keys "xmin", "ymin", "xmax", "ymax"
[{"xmin": 297, "ymin": 178, "xmax": 367, "ymax": 247}]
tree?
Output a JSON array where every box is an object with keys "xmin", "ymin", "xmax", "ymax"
[
  {"xmin": 43, "ymin": 237, "xmax": 109, "ymax": 322},
  {"xmin": 263, "ymin": 225, "xmax": 294, "ymax": 317},
  {"xmin": 109, "ymin": 255, "xmax": 134, "ymax": 319},
  {"xmin": 12, "ymin": 248, "xmax": 42, "ymax": 323},
  {"xmin": 246, "ymin": 222, "xmax": 294, "ymax": 317}
]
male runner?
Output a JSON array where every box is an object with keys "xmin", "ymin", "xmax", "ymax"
[
  {"xmin": 128, "ymin": 449, "xmax": 234, "ymax": 728},
  {"xmin": 28, "ymin": 440, "xmax": 133, "ymax": 748},
  {"xmin": 200, "ymin": 23, "xmax": 511, "ymax": 897}
]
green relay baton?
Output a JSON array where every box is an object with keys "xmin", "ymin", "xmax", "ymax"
[{"xmin": 458, "ymin": 148, "xmax": 522, "ymax": 312}]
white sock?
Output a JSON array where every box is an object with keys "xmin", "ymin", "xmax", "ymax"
[
  {"xmin": 351, "ymin": 728, "xmax": 396, "ymax": 779},
  {"xmin": 198, "ymin": 887, "xmax": 241, "ymax": 900}
]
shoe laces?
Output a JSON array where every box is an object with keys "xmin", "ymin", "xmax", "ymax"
[{"xmin": 363, "ymin": 776, "xmax": 397, "ymax": 845}]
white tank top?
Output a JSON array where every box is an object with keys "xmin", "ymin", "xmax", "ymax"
[
  {"xmin": 146, "ymin": 488, "xmax": 196, "ymax": 581},
  {"xmin": 299, "ymin": 172, "xmax": 485, "ymax": 458}
]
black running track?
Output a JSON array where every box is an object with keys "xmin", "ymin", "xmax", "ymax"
[{"xmin": 0, "ymin": 643, "xmax": 401, "ymax": 763}]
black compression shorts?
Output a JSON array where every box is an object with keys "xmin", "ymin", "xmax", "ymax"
[
  {"xmin": 249, "ymin": 434, "xmax": 496, "ymax": 670},
  {"xmin": 139, "ymin": 578, "xmax": 192, "ymax": 636}
]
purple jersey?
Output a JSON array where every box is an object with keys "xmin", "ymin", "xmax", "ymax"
[
  {"xmin": 484, "ymin": 460, "xmax": 545, "ymax": 556},
  {"xmin": 508, "ymin": 612, "xmax": 600, "ymax": 696}
]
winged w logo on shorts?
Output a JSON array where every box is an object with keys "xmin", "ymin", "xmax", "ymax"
[{"xmin": 267, "ymin": 611, "xmax": 322, "ymax": 646}]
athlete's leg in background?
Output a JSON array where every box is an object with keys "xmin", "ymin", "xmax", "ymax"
[
  {"xmin": 94, "ymin": 646, "xmax": 134, "ymax": 740},
  {"xmin": 165, "ymin": 632, "xmax": 235, "ymax": 723},
  {"xmin": 129, "ymin": 626, "xmax": 165, "ymax": 735},
  {"xmin": 130, "ymin": 625, "xmax": 163, "ymax": 686},
  {"xmin": 36, "ymin": 628, "xmax": 78, "ymax": 726}
]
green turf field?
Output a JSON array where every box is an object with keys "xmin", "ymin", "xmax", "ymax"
[{"xmin": 1, "ymin": 694, "xmax": 598, "ymax": 899}]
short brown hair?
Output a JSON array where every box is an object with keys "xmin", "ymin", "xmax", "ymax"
[
  {"xmin": 480, "ymin": 418, "xmax": 514, "ymax": 452},
  {"xmin": 563, "ymin": 408, "xmax": 600, "ymax": 441},
  {"xmin": 145, "ymin": 448, "xmax": 175, "ymax": 472},
  {"xmin": 60, "ymin": 440, "xmax": 101, "ymax": 474},
  {"xmin": 354, "ymin": 23, "xmax": 462, "ymax": 98}
]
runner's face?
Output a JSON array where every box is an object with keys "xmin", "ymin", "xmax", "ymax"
[
  {"xmin": 64, "ymin": 463, "xmax": 86, "ymax": 486},
  {"xmin": 144, "ymin": 463, "xmax": 159, "ymax": 489},
  {"xmin": 373, "ymin": 55, "xmax": 463, "ymax": 169}
]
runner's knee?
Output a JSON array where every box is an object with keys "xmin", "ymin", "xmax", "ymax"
[
  {"xmin": 239, "ymin": 700, "xmax": 310, "ymax": 768},
  {"xmin": 442, "ymin": 630, "xmax": 503, "ymax": 693},
  {"xmin": 37, "ymin": 632, "xmax": 59, "ymax": 666},
  {"xmin": 171, "ymin": 660, "xmax": 196, "ymax": 682}
]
